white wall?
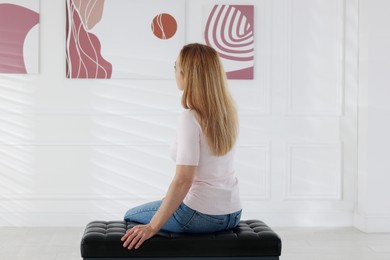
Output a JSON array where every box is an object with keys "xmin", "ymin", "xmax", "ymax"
[
  {"xmin": 0, "ymin": 0, "xmax": 362, "ymax": 228},
  {"xmin": 354, "ymin": 0, "xmax": 390, "ymax": 232}
]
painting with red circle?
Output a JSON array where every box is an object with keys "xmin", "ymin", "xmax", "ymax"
[{"xmin": 151, "ymin": 13, "xmax": 177, "ymax": 40}]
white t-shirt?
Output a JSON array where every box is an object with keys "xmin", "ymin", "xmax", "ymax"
[{"xmin": 171, "ymin": 109, "xmax": 241, "ymax": 215}]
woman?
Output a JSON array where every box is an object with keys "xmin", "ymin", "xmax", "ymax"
[{"xmin": 121, "ymin": 43, "xmax": 241, "ymax": 250}]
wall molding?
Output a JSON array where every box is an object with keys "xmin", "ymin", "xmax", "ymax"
[
  {"xmin": 0, "ymin": 142, "xmax": 170, "ymax": 146},
  {"xmin": 0, "ymin": 193, "xmax": 161, "ymax": 201},
  {"xmin": 286, "ymin": 0, "xmax": 345, "ymax": 116},
  {"xmin": 285, "ymin": 142, "xmax": 343, "ymax": 200},
  {"xmin": 257, "ymin": 0, "xmax": 272, "ymax": 116},
  {"xmin": 237, "ymin": 143, "xmax": 271, "ymax": 200}
]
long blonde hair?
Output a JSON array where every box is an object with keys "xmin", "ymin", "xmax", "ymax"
[{"xmin": 179, "ymin": 43, "xmax": 238, "ymax": 156}]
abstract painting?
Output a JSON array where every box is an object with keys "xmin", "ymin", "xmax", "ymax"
[
  {"xmin": 66, "ymin": 0, "xmax": 112, "ymax": 78},
  {"xmin": 0, "ymin": 0, "xmax": 39, "ymax": 74},
  {"xmin": 66, "ymin": 0, "xmax": 185, "ymax": 79},
  {"xmin": 204, "ymin": 5, "xmax": 254, "ymax": 80}
]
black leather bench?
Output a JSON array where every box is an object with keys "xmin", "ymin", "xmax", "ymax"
[{"xmin": 80, "ymin": 219, "xmax": 282, "ymax": 259}]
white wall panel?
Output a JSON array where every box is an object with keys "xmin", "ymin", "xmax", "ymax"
[
  {"xmin": 0, "ymin": 114, "xmax": 178, "ymax": 145},
  {"xmin": 236, "ymin": 145, "xmax": 270, "ymax": 200},
  {"xmin": 355, "ymin": 0, "xmax": 390, "ymax": 232},
  {"xmin": 0, "ymin": 76, "xmax": 35, "ymax": 114},
  {"xmin": 92, "ymin": 115, "xmax": 178, "ymax": 145},
  {"xmin": 287, "ymin": 0, "xmax": 344, "ymax": 115},
  {"xmin": 90, "ymin": 145, "xmax": 173, "ymax": 198},
  {"xmin": 0, "ymin": 145, "xmax": 34, "ymax": 196},
  {"xmin": 286, "ymin": 143, "xmax": 342, "ymax": 199}
]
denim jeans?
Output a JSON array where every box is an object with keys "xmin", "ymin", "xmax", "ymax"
[{"xmin": 124, "ymin": 200, "xmax": 242, "ymax": 233}]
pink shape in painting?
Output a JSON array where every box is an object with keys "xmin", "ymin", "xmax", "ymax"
[
  {"xmin": 205, "ymin": 5, "xmax": 254, "ymax": 80},
  {"xmin": 66, "ymin": 0, "xmax": 112, "ymax": 79},
  {"xmin": 151, "ymin": 13, "xmax": 178, "ymax": 40},
  {"xmin": 0, "ymin": 4, "xmax": 39, "ymax": 74}
]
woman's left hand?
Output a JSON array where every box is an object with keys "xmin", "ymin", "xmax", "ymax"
[{"xmin": 121, "ymin": 224, "xmax": 158, "ymax": 250}]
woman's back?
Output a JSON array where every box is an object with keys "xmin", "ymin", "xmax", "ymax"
[{"xmin": 172, "ymin": 109, "xmax": 241, "ymax": 215}]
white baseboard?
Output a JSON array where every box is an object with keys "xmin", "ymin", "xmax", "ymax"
[{"xmin": 354, "ymin": 213, "xmax": 390, "ymax": 232}]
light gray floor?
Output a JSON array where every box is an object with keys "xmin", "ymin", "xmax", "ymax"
[{"xmin": 0, "ymin": 226, "xmax": 390, "ymax": 260}]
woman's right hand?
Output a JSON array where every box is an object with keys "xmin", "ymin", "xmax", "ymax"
[{"xmin": 121, "ymin": 224, "xmax": 158, "ymax": 250}]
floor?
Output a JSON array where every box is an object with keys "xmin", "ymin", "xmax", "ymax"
[
  {"xmin": 274, "ymin": 227, "xmax": 390, "ymax": 260},
  {"xmin": 0, "ymin": 226, "xmax": 389, "ymax": 260}
]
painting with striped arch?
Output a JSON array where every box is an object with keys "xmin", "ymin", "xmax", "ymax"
[
  {"xmin": 0, "ymin": 0, "xmax": 39, "ymax": 74},
  {"xmin": 204, "ymin": 5, "xmax": 254, "ymax": 80},
  {"xmin": 66, "ymin": 0, "xmax": 185, "ymax": 79}
]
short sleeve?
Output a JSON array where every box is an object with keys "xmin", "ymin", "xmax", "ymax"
[{"xmin": 175, "ymin": 110, "xmax": 201, "ymax": 166}]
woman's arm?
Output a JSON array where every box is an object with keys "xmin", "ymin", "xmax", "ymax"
[{"xmin": 121, "ymin": 165, "xmax": 196, "ymax": 250}]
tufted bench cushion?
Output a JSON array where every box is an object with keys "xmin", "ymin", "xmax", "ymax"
[{"xmin": 81, "ymin": 219, "xmax": 282, "ymax": 259}]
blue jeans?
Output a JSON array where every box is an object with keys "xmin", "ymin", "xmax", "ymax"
[{"xmin": 124, "ymin": 200, "xmax": 242, "ymax": 233}]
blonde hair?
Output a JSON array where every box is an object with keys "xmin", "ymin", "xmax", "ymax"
[{"xmin": 179, "ymin": 43, "xmax": 238, "ymax": 156}]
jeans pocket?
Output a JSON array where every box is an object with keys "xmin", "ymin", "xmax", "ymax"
[
  {"xmin": 196, "ymin": 212, "xmax": 225, "ymax": 225},
  {"xmin": 173, "ymin": 203, "xmax": 196, "ymax": 227},
  {"xmin": 181, "ymin": 211, "xmax": 226, "ymax": 233}
]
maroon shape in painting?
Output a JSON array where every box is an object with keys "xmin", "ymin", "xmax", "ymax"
[
  {"xmin": 0, "ymin": 4, "xmax": 39, "ymax": 74},
  {"xmin": 66, "ymin": 0, "xmax": 112, "ymax": 79},
  {"xmin": 151, "ymin": 13, "xmax": 178, "ymax": 40},
  {"xmin": 205, "ymin": 5, "xmax": 254, "ymax": 80}
]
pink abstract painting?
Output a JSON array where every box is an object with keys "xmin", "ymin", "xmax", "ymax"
[
  {"xmin": 204, "ymin": 5, "xmax": 254, "ymax": 80},
  {"xmin": 66, "ymin": 0, "xmax": 112, "ymax": 79},
  {"xmin": 66, "ymin": 0, "xmax": 184, "ymax": 79},
  {"xmin": 0, "ymin": 2, "xmax": 39, "ymax": 74}
]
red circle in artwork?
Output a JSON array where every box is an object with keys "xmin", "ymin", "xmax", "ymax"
[{"xmin": 151, "ymin": 13, "xmax": 177, "ymax": 40}]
